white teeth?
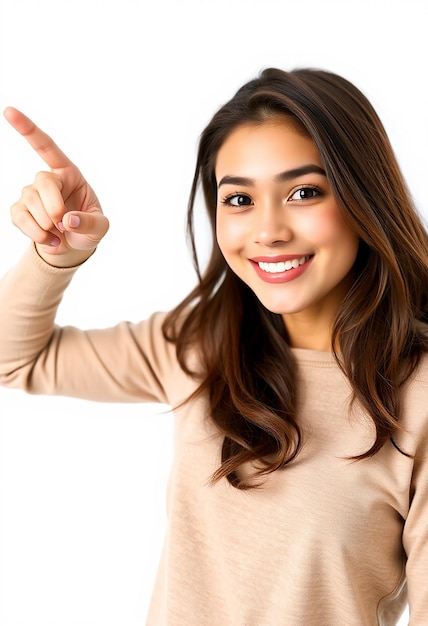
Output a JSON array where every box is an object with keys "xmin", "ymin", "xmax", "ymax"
[{"xmin": 258, "ymin": 256, "xmax": 309, "ymax": 273}]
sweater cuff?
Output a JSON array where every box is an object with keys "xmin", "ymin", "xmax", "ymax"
[{"xmin": 30, "ymin": 241, "xmax": 96, "ymax": 273}]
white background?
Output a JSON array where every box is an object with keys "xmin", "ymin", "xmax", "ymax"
[{"xmin": 1, "ymin": 0, "xmax": 427, "ymax": 624}]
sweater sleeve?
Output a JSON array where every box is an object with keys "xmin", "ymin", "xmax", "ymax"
[
  {"xmin": 402, "ymin": 371, "xmax": 428, "ymax": 624},
  {"xmin": 0, "ymin": 245, "xmax": 179, "ymax": 404}
]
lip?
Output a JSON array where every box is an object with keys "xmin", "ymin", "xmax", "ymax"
[{"xmin": 250, "ymin": 255, "xmax": 313, "ymax": 283}]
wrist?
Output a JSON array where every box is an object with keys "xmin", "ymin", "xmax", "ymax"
[{"xmin": 34, "ymin": 243, "xmax": 96, "ymax": 268}]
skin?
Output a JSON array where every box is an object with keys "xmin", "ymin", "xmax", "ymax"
[
  {"xmin": 3, "ymin": 107, "xmax": 109, "ymax": 268},
  {"xmin": 215, "ymin": 121, "xmax": 360, "ymax": 351}
]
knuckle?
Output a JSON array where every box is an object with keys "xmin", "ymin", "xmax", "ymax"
[
  {"xmin": 10, "ymin": 206, "xmax": 28, "ymax": 230},
  {"xmin": 21, "ymin": 185, "xmax": 37, "ymax": 201},
  {"xmin": 9, "ymin": 202, "xmax": 20, "ymax": 224},
  {"xmin": 34, "ymin": 170, "xmax": 53, "ymax": 182},
  {"xmin": 34, "ymin": 171, "xmax": 63, "ymax": 194}
]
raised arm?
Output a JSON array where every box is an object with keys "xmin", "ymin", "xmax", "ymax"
[
  {"xmin": 0, "ymin": 110, "xmax": 110, "ymax": 391},
  {"xmin": 0, "ymin": 110, "xmax": 176, "ymax": 403},
  {"xmin": 3, "ymin": 107, "xmax": 109, "ymax": 267}
]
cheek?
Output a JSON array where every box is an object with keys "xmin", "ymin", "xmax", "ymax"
[
  {"xmin": 305, "ymin": 206, "xmax": 355, "ymax": 247},
  {"xmin": 216, "ymin": 215, "xmax": 247, "ymax": 253}
]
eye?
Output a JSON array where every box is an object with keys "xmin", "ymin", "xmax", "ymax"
[
  {"xmin": 289, "ymin": 186, "xmax": 321, "ymax": 201},
  {"xmin": 221, "ymin": 193, "xmax": 253, "ymax": 207}
]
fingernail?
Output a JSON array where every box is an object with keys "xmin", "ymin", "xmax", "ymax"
[
  {"xmin": 57, "ymin": 221, "xmax": 65, "ymax": 232},
  {"xmin": 49, "ymin": 237, "xmax": 61, "ymax": 247},
  {"xmin": 68, "ymin": 215, "xmax": 80, "ymax": 228}
]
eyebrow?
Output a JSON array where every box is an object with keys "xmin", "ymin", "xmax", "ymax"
[{"xmin": 217, "ymin": 164, "xmax": 326, "ymax": 188}]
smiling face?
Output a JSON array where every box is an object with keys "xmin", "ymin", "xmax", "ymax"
[{"xmin": 215, "ymin": 119, "xmax": 360, "ymax": 349}]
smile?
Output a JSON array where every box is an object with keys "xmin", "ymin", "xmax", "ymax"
[
  {"xmin": 258, "ymin": 256, "xmax": 310, "ymax": 274},
  {"xmin": 250, "ymin": 254, "xmax": 314, "ymax": 284}
]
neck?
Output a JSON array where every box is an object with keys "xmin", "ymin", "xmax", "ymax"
[{"xmin": 282, "ymin": 311, "xmax": 336, "ymax": 352}]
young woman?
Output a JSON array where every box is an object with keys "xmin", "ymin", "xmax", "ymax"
[{"xmin": 1, "ymin": 67, "xmax": 427, "ymax": 625}]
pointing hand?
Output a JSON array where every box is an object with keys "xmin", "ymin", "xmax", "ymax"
[{"xmin": 4, "ymin": 107, "xmax": 109, "ymax": 266}]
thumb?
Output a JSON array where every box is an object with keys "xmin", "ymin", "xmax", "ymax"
[{"xmin": 61, "ymin": 211, "xmax": 110, "ymax": 249}]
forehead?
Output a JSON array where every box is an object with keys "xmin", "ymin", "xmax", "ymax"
[{"xmin": 215, "ymin": 121, "xmax": 322, "ymax": 178}]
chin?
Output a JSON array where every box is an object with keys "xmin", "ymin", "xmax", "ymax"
[{"xmin": 256, "ymin": 298, "xmax": 301, "ymax": 316}]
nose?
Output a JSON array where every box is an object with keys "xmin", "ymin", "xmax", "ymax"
[{"xmin": 253, "ymin": 202, "xmax": 292, "ymax": 246}]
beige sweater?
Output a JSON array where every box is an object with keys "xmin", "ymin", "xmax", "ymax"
[{"xmin": 1, "ymin": 245, "xmax": 428, "ymax": 625}]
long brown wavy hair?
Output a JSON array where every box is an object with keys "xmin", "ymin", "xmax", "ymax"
[{"xmin": 162, "ymin": 67, "xmax": 428, "ymax": 489}]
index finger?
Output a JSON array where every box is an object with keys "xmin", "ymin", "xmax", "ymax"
[{"xmin": 3, "ymin": 106, "xmax": 74, "ymax": 170}]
